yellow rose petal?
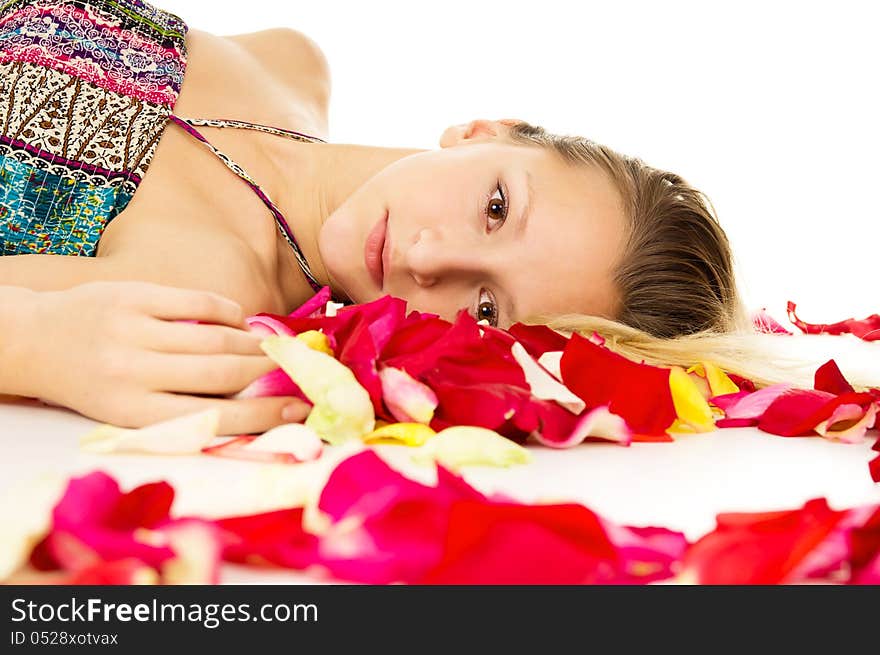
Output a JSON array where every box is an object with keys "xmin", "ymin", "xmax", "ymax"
[
  {"xmin": 261, "ymin": 336, "xmax": 375, "ymax": 444},
  {"xmin": 363, "ymin": 422, "xmax": 436, "ymax": 446},
  {"xmin": 295, "ymin": 329, "xmax": 334, "ymax": 356},
  {"xmin": 412, "ymin": 425, "xmax": 531, "ymax": 470},
  {"xmin": 686, "ymin": 362, "xmax": 739, "ymax": 397},
  {"xmin": 669, "ymin": 366, "xmax": 716, "ymax": 433}
]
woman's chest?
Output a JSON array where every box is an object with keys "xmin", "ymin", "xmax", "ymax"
[{"xmin": 96, "ymin": 28, "xmax": 325, "ymax": 310}]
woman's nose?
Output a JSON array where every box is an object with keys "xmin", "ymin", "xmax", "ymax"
[{"xmin": 406, "ymin": 227, "xmax": 479, "ymax": 287}]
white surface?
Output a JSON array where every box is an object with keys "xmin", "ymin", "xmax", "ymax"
[
  {"xmin": 2, "ymin": 376, "xmax": 879, "ymax": 584},
  {"xmin": 161, "ymin": 0, "xmax": 880, "ymax": 321}
]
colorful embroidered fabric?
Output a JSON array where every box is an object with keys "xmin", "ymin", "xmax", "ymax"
[{"xmin": 0, "ymin": 0, "xmax": 188, "ymax": 256}]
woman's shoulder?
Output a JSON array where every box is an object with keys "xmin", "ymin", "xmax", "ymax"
[{"xmin": 222, "ymin": 27, "xmax": 332, "ymax": 119}]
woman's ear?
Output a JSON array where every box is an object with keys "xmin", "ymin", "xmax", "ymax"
[{"xmin": 439, "ymin": 118, "xmax": 523, "ymax": 148}]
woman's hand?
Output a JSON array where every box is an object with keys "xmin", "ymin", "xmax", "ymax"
[{"xmin": 8, "ymin": 281, "xmax": 310, "ymax": 434}]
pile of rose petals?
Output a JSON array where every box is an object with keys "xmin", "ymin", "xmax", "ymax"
[
  {"xmin": 237, "ymin": 288, "xmax": 740, "ymax": 446},
  {"xmin": 77, "ymin": 289, "xmax": 880, "ymax": 479},
  {"xmin": 236, "ymin": 289, "xmax": 880, "ymax": 474},
  {"xmin": 709, "ymin": 359, "xmax": 880, "ymax": 478},
  {"xmin": 5, "ymin": 450, "xmax": 880, "ymax": 585}
]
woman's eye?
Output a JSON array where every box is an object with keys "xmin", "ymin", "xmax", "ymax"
[
  {"xmin": 475, "ymin": 288, "xmax": 499, "ymax": 327},
  {"xmin": 485, "ymin": 182, "xmax": 508, "ymax": 230}
]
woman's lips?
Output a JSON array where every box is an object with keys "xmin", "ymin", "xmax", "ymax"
[
  {"xmin": 364, "ymin": 210, "xmax": 389, "ymax": 290},
  {"xmin": 381, "ymin": 215, "xmax": 392, "ymax": 287}
]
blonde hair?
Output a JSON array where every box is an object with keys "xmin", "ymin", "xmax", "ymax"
[{"xmin": 505, "ymin": 121, "xmax": 875, "ymax": 389}]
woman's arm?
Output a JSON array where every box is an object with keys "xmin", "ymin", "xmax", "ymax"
[
  {"xmin": 0, "ymin": 254, "xmax": 115, "ymax": 292},
  {"xmin": 0, "ymin": 285, "xmax": 40, "ymax": 396}
]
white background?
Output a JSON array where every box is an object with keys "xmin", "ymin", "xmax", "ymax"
[{"xmin": 165, "ymin": 0, "xmax": 878, "ymax": 322}]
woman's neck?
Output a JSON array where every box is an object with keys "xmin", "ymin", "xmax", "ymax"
[{"xmin": 260, "ymin": 138, "xmax": 424, "ymax": 312}]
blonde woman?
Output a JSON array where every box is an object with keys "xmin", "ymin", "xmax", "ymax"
[{"xmin": 0, "ymin": 0, "xmax": 777, "ymax": 433}]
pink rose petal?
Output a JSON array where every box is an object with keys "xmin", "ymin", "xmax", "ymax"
[
  {"xmin": 532, "ymin": 405, "xmax": 632, "ymax": 448},
  {"xmin": 710, "ymin": 383, "xmax": 793, "ymax": 423},
  {"xmin": 751, "ymin": 308, "xmax": 793, "ymax": 335},
  {"xmin": 378, "ymin": 366, "xmax": 439, "ymax": 424}
]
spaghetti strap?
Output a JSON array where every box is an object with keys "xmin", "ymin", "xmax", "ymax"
[
  {"xmin": 166, "ymin": 113, "xmax": 329, "ymax": 297},
  {"xmin": 171, "ymin": 116, "xmax": 328, "ymax": 144}
]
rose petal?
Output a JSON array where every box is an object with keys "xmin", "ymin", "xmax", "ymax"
[
  {"xmin": 215, "ymin": 508, "xmax": 318, "ymax": 569},
  {"xmin": 236, "ymin": 330, "xmax": 333, "ymax": 400},
  {"xmin": 67, "ymin": 558, "xmax": 159, "ymax": 585},
  {"xmin": 290, "ymin": 286, "xmax": 334, "ymax": 319},
  {"xmin": 814, "ymin": 403, "xmax": 878, "ymax": 444},
  {"xmin": 669, "ymin": 366, "xmax": 716, "ymax": 432},
  {"xmin": 560, "ymin": 333, "xmax": 676, "ymax": 436},
  {"xmin": 505, "ymin": 323, "xmax": 569, "ymax": 359},
  {"xmin": 80, "ymin": 409, "xmax": 219, "ymax": 455},
  {"xmin": 383, "ymin": 310, "xmax": 527, "ymax": 390},
  {"xmin": 362, "ymin": 422, "xmax": 436, "ymax": 446},
  {"xmin": 378, "ymin": 366, "xmax": 438, "ymax": 424},
  {"xmin": 758, "ymin": 389, "xmax": 876, "ymax": 437},
  {"xmin": 751, "ymin": 308, "xmax": 793, "ymax": 335},
  {"xmin": 814, "ymin": 359, "xmax": 856, "ymax": 395},
  {"xmin": 246, "ymin": 314, "xmax": 297, "ymax": 337},
  {"xmin": 787, "ymin": 504, "xmax": 880, "ymax": 583},
  {"xmin": 158, "ymin": 519, "xmax": 223, "ymax": 584},
  {"xmin": 295, "ymin": 329, "xmax": 334, "ymax": 355},
  {"xmin": 45, "ymin": 473, "xmax": 176, "ymax": 570},
  {"xmin": 710, "ymin": 383, "xmax": 794, "ymax": 422},
  {"xmin": 260, "ymin": 335, "xmax": 375, "ymax": 444},
  {"xmin": 680, "ymin": 498, "xmax": 845, "ymax": 584},
  {"xmin": 243, "ymin": 424, "xmax": 324, "ymax": 461},
  {"xmin": 511, "ymin": 341, "xmax": 585, "ymax": 414},
  {"xmin": 202, "ymin": 429, "xmax": 322, "ymax": 464},
  {"xmin": 236, "ymin": 367, "xmax": 303, "ymax": 399},
  {"xmin": 787, "ymin": 301, "xmax": 880, "ymax": 341},
  {"xmin": 310, "ymin": 450, "xmax": 486, "ymax": 583},
  {"xmin": 419, "ymin": 501, "xmax": 621, "ymax": 584},
  {"xmin": 412, "ymin": 426, "xmax": 531, "ymax": 470},
  {"xmin": 871, "ymin": 453, "xmax": 880, "ymax": 483},
  {"xmin": 532, "ymin": 405, "xmax": 632, "ymax": 448},
  {"xmin": 599, "ymin": 521, "xmax": 690, "ymax": 584},
  {"xmin": 536, "ymin": 350, "xmax": 563, "ymax": 380},
  {"xmin": 687, "ymin": 362, "xmax": 740, "ymax": 398}
]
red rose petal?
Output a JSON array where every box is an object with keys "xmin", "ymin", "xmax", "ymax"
[
  {"xmin": 681, "ymin": 498, "xmax": 845, "ymax": 584},
  {"xmin": 506, "ymin": 322, "xmax": 569, "ymax": 359},
  {"xmin": 560, "ymin": 333, "xmax": 675, "ymax": 436},
  {"xmin": 215, "ymin": 509, "xmax": 318, "ymax": 569},
  {"xmin": 814, "ymin": 359, "xmax": 856, "ymax": 395},
  {"xmin": 870, "ymin": 453, "xmax": 880, "ymax": 483},
  {"xmin": 787, "ymin": 301, "xmax": 880, "ymax": 341},
  {"xmin": 758, "ymin": 389, "xmax": 876, "ymax": 437},
  {"xmin": 420, "ymin": 501, "xmax": 620, "ymax": 584},
  {"xmin": 105, "ymin": 482, "xmax": 174, "ymax": 531}
]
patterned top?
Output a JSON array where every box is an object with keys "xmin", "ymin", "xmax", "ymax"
[{"xmin": 0, "ymin": 0, "xmax": 333, "ymax": 298}]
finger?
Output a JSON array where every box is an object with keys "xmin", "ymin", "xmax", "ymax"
[
  {"xmin": 143, "ymin": 353, "xmax": 280, "ymax": 395},
  {"xmin": 140, "ymin": 319, "xmax": 265, "ymax": 356},
  {"xmin": 130, "ymin": 284, "xmax": 247, "ymax": 328},
  {"xmin": 141, "ymin": 393, "xmax": 312, "ymax": 435}
]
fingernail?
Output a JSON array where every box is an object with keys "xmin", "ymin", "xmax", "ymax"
[{"xmin": 282, "ymin": 404, "xmax": 302, "ymax": 422}]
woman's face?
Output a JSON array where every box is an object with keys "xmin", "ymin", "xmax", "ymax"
[{"xmin": 319, "ymin": 120, "xmax": 627, "ymax": 329}]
